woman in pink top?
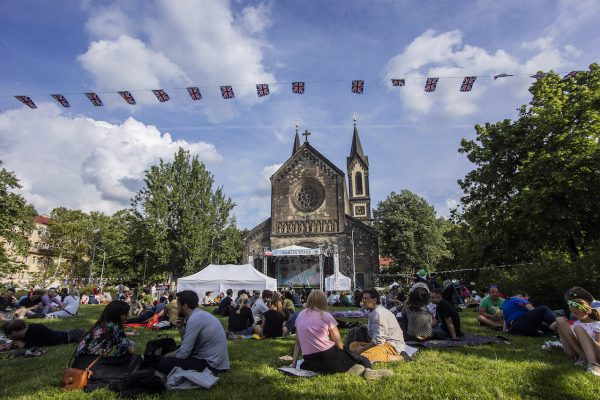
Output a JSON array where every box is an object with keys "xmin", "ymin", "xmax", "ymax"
[{"xmin": 291, "ymin": 290, "xmax": 370, "ymax": 375}]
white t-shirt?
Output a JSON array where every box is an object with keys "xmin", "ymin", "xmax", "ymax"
[
  {"xmin": 572, "ymin": 319, "xmax": 600, "ymax": 339},
  {"xmin": 63, "ymin": 295, "xmax": 80, "ymax": 315},
  {"xmin": 327, "ymin": 294, "xmax": 339, "ymax": 305},
  {"xmin": 251, "ymin": 298, "xmax": 269, "ymax": 323}
]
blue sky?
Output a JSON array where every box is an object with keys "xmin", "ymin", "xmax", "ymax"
[{"xmin": 0, "ymin": 0, "xmax": 598, "ymax": 228}]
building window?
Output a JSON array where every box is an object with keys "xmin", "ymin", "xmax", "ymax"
[{"xmin": 355, "ymin": 172, "xmax": 363, "ymax": 195}]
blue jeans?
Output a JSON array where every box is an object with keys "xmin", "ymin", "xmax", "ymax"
[{"xmin": 509, "ymin": 306, "xmax": 556, "ymax": 336}]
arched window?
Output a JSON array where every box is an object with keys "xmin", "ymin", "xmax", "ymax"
[{"xmin": 355, "ymin": 172, "xmax": 363, "ymax": 195}]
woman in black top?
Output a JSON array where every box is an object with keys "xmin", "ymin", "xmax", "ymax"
[
  {"xmin": 260, "ymin": 293, "xmax": 287, "ymax": 338},
  {"xmin": 228, "ymin": 295, "xmax": 254, "ymax": 335},
  {"xmin": 1, "ymin": 319, "xmax": 85, "ymax": 349}
]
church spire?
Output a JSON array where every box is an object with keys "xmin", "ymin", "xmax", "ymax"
[
  {"xmin": 350, "ymin": 113, "xmax": 367, "ymax": 165},
  {"xmin": 292, "ymin": 120, "xmax": 301, "ymax": 155}
]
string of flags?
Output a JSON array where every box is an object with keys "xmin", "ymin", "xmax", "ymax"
[{"xmin": 9, "ymin": 71, "xmax": 583, "ymax": 109}]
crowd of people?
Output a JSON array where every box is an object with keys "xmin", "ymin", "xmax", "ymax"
[{"xmin": 0, "ymin": 277, "xmax": 598, "ymax": 393}]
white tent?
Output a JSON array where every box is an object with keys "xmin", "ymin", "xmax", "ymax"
[
  {"xmin": 176, "ymin": 264, "xmax": 277, "ymax": 297},
  {"xmin": 325, "ymin": 272, "xmax": 352, "ymax": 291}
]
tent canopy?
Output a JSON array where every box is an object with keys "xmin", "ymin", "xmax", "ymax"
[
  {"xmin": 325, "ymin": 272, "xmax": 352, "ymax": 291},
  {"xmin": 177, "ymin": 264, "xmax": 277, "ymax": 297}
]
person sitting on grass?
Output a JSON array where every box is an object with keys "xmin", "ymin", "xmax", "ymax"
[
  {"xmin": 340, "ymin": 291, "xmax": 354, "ymax": 307},
  {"xmin": 430, "ymin": 288, "xmax": 463, "ymax": 340},
  {"xmin": 477, "ymin": 286, "xmax": 505, "ymax": 330},
  {"xmin": 40, "ymin": 287, "xmax": 63, "ymax": 314},
  {"xmin": 255, "ymin": 293, "xmax": 288, "ymax": 338},
  {"xmin": 251, "ymin": 289, "xmax": 272, "ymax": 326},
  {"xmin": 46, "ymin": 288, "xmax": 80, "ymax": 318},
  {"xmin": 228, "ymin": 294, "xmax": 254, "ymax": 336},
  {"xmin": 0, "ymin": 288, "xmax": 17, "ymax": 311},
  {"xmin": 283, "ymin": 291, "xmax": 295, "ymax": 319},
  {"xmin": 349, "ymin": 288, "xmax": 413, "ymax": 363},
  {"xmin": 80, "ymin": 292, "xmax": 89, "ymax": 305},
  {"xmin": 292, "ymin": 290, "xmax": 392, "ymax": 380},
  {"xmin": 201, "ymin": 291, "xmax": 214, "ymax": 306},
  {"xmin": 74, "ymin": 301, "xmax": 136, "ymax": 360},
  {"xmin": 401, "ymin": 286, "xmax": 433, "ymax": 342},
  {"xmin": 502, "ymin": 290, "xmax": 556, "ymax": 336},
  {"xmin": 554, "ymin": 287, "xmax": 600, "ymax": 373},
  {"xmin": 14, "ymin": 289, "xmax": 45, "ymax": 319},
  {"xmin": 386, "ymin": 286, "xmax": 402, "ymax": 309},
  {"xmin": 157, "ymin": 290, "xmax": 230, "ymax": 375},
  {"xmin": 0, "ymin": 319, "xmax": 86, "ymax": 350},
  {"xmin": 214, "ymin": 289, "xmax": 234, "ymax": 317},
  {"xmin": 327, "ymin": 291, "xmax": 341, "ymax": 306}
]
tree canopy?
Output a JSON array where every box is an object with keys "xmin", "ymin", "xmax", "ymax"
[
  {"xmin": 457, "ymin": 64, "xmax": 600, "ymax": 263},
  {"xmin": 374, "ymin": 190, "xmax": 449, "ymax": 273}
]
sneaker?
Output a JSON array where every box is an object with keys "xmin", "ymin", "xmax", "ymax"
[
  {"xmin": 347, "ymin": 364, "xmax": 366, "ymax": 376},
  {"xmin": 574, "ymin": 358, "xmax": 587, "ymax": 368},
  {"xmin": 585, "ymin": 363, "xmax": 600, "ymax": 377},
  {"xmin": 362, "ymin": 368, "xmax": 394, "ymax": 380}
]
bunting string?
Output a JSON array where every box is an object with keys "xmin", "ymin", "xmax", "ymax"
[{"xmin": 2, "ymin": 70, "xmax": 583, "ymax": 110}]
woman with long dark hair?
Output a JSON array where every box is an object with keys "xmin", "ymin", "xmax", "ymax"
[{"xmin": 75, "ymin": 300, "xmax": 135, "ymax": 358}]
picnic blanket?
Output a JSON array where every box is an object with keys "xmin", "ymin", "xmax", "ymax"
[
  {"xmin": 406, "ymin": 334, "xmax": 509, "ymax": 349},
  {"xmin": 330, "ymin": 310, "xmax": 369, "ymax": 318}
]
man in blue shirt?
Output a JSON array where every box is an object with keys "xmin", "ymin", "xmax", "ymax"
[{"xmin": 502, "ymin": 290, "xmax": 556, "ymax": 336}]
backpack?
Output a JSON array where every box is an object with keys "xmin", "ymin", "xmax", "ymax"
[
  {"xmin": 143, "ymin": 337, "xmax": 177, "ymax": 370},
  {"xmin": 109, "ymin": 368, "xmax": 165, "ymax": 398}
]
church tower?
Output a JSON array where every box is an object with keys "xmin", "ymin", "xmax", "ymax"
[{"xmin": 347, "ymin": 114, "xmax": 371, "ymax": 223}]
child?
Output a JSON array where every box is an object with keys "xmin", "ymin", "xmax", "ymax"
[{"xmin": 558, "ymin": 298, "xmax": 600, "ymax": 376}]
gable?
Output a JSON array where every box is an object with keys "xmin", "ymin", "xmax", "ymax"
[{"xmin": 271, "ymin": 143, "xmax": 344, "ymax": 184}]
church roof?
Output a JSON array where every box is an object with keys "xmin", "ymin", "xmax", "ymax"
[
  {"xmin": 292, "ymin": 131, "xmax": 301, "ymax": 155},
  {"xmin": 271, "ymin": 141, "xmax": 345, "ymax": 181},
  {"xmin": 349, "ymin": 125, "xmax": 368, "ymax": 166}
]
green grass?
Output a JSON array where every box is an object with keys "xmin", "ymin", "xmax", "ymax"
[{"xmin": 1, "ymin": 305, "xmax": 599, "ymax": 399}]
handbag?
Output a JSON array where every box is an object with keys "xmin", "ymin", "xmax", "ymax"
[{"xmin": 61, "ymin": 355, "xmax": 102, "ymax": 390}]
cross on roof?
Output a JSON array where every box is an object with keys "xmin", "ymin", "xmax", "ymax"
[{"xmin": 302, "ymin": 129, "xmax": 311, "ymax": 142}]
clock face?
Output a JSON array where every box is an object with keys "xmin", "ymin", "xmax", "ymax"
[
  {"xmin": 291, "ymin": 178, "xmax": 325, "ymax": 212},
  {"xmin": 355, "ymin": 205, "xmax": 366, "ymax": 215}
]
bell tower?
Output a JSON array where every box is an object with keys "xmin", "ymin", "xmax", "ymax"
[{"xmin": 347, "ymin": 113, "xmax": 371, "ymax": 223}]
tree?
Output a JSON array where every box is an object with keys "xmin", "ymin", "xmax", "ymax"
[
  {"xmin": 132, "ymin": 147, "xmax": 239, "ymax": 277},
  {"xmin": 373, "ymin": 190, "xmax": 449, "ymax": 273},
  {"xmin": 458, "ymin": 64, "xmax": 600, "ymax": 262},
  {"xmin": 0, "ymin": 161, "xmax": 37, "ymax": 278}
]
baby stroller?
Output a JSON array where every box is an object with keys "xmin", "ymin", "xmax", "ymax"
[{"xmin": 442, "ymin": 281, "xmax": 465, "ymax": 308}]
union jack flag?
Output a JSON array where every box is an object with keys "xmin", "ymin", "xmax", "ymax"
[
  {"xmin": 14, "ymin": 96, "xmax": 37, "ymax": 109},
  {"xmin": 460, "ymin": 76, "xmax": 477, "ymax": 92},
  {"xmin": 562, "ymin": 71, "xmax": 579, "ymax": 81},
  {"xmin": 424, "ymin": 78, "xmax": 439, "ymax": 92},
  {"xmin": 391, "ymin": 79, "xmax": 405, "ymax": 86},
  {"xmin": 220, "ymin": 86, "xmax": 235, "ymax": 99},
  {"xmin": 292, "ymin": 81, "xmax": 305, "ymax": 94},
  {"xmin": 118, "ymin": 91, "xmax": 136, "ymax": 105},
  {"xmin": 50, "ymin": 94, "xmax": 71, "ymax": 107},
  {"xmin": 256, "ymin": 83, "xmax": 270, "ymax": 97},
  {"xmin": 352, "ymin": 80, "xmax": 364, "ymax": 94},
  {"xmin": 85, "ymin": 92, "xmax": 103, "ymax": 106},
  {"xmin": 493, "ymin": 73, "xmax": 513, "ymax": 80},
  {"xmin": 530, "ymin": 72, "xmax": 546, "ymax": 79},
  {"xmin": 152, "ymin": 89, "xmax": 170, "ymax": 102},
  {"xmin": 186, "ymin": 87, "xmax": 202, "ymax": 100}
]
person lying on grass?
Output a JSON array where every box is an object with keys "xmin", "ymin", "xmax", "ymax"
[
  {"xmin": 0, "ymin": 319, "xmax": 86, "ymax": 350},
  {"xmin": 349, "ymin": 288, "xmax": 413, "ymax": 362},
  {"xmin": 157, "ymin": 290, "xmax": 230, "ymax": 375},
  {"xmin": 430, "ymin": 288, "xmax": 463, "ymax": 340},
  {"xmin": 477, "ymin": 286, "xmax": 505, "ymax": 330},
  {"xmin": 254, "ymin": 293, "xmax": 288, "ymax": 338},
  {"xmin": 292, "ymin": 290, "xmax": 392, "ymax": 380},
  {"xmin": 502, "ymin": 290, "xmax": 556, "ymax": 336},
  {"xmin": 555, "ymin": 287, "xmax": 600, "ymax": 377}
]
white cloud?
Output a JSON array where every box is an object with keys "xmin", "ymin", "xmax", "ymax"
[
  {"xmin": 78, "ymin": 35, "xmax": 191, "ymax": 105},
  {"xmin": 78, "ymin": 0, "xmax": 276, "ymax": 121},
  {"xmin": 382, "ymin": 30, "xmax": 576, "ymax": 118},
  {"xmin": 85, "ymin": 7, "xmax": 134, "ymax": 40},
  {"xmin": 0, "ymin": 103, "xmax": 220, "ymax": 214}
]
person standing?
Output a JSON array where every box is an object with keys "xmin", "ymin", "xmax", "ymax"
[{"xmin": 157, "ymin": 291, "xmax": 229, "ymax": 374}]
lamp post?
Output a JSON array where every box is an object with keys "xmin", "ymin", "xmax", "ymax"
[
  {"xmin": 97, "ymin": 247, "xmax": 106, "ymax": 290},
  {"xmin": 351, "ymin": 230, "xmax": 356, "ymax": 291},
  {"xmin": 88, "ymin": 228, "xmax": 100, "ymax": 285},
  {"xmin": 142, "ymin": 253, "xmax": 149, "ymax": 287}
]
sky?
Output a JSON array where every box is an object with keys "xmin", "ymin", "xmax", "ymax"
[{"xmin": 0, "ymin": 0, "xmax": 599, "ymax": 229}]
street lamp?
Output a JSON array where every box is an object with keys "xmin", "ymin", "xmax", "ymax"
[
  {"xmin": 97, "ymin": 247, "xmax": 106, "ymax": 290},
  {"xmin": 88, "ymin": 228, "xmax": 100, "ymax": 285},
  {"xmin": 143, "ymin": 253, "xmax": 149, "ymax": 286}
]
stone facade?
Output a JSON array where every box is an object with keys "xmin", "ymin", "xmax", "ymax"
[{"xmin": 243, "ymin": 124, "xmax": 378, "ymax": 288}]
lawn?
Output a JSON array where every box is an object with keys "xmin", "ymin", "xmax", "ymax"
[{"xmin": 1, "ymin": 305, "xmax": 598, "ymax": 400}]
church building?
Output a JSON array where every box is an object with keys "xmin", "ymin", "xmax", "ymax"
[{"xmin": 243, "ymin": 118, "xmax": 379, "ymax": 288}]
